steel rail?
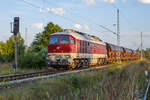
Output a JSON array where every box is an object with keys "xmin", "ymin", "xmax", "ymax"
[{"xmin": 0, "ymin": 69, "xmax": 64, "ymax": 82}]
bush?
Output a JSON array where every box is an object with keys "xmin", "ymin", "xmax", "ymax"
[
  {"xmin": 19, "ymin": 48, "xmax": 47, "ymax": 69},
  {"xmin": 0, "ymin": 56, "xmax": 4, "ymax": 62},
  {"xmin": 0, "ymin": 54, "xmax": 14, "ymax": 63}
]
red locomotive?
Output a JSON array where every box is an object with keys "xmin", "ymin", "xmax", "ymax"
[{"xmin": 47, "ymin": 29, "xmax": 140, "ymax": 69}]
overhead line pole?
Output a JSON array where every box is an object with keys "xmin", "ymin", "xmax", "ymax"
[
  {"xmin": 117, "ymin": 9, "xmax": 121, "ymax": 63},
  {"xmin": 99, "ymin": 9, "xmax": 121, "ymax": 63},
  {"xmin": 141, "ymin": 32, "xmax": 143, "ymax": 60}
]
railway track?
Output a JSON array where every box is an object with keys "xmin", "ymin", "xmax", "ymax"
[
  {"xmin": 0, "ymin": 65, "xmax": 109, "ymax": 88},
  {"xmin": 0, "ymin": 69, "xmax": 66, "ymax": 83}
]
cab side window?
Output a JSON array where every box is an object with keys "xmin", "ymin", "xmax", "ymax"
[{"xmin": 71, "ymin": 37, "xmax": 75, "ymax": 44}]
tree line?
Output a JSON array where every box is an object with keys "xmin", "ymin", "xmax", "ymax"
[{"xmin": 0, "ymin": 22, "xmax": 62, "ymax": 69}]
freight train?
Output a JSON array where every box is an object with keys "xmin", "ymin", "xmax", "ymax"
[{"xmin": 46, "ymin": 29, "xmax": 140, "ymax": 69}]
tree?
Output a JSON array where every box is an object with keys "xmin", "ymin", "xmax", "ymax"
[
  {"xmin": 31, "ymin": 22, "xmax": 63, "ymax": 51},
  {"xmin": 19, "ymin": 48, "xmax": 47, "ymax": 69},
  {"xmin": 144, "ymin": 48, "xmax": 150, "ymax": 59},
  {"xmin": 17, "ymin": 34, "xmax": 25, "ymax": 56},
  {"xmin": 0, "ymin": 34, "xmax": 25, "ymax": 62},
  {"xmin": 0, "ymin": 42, "xmax": 8, "ymax": 55}
]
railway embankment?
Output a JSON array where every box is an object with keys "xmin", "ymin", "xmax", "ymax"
[{"xmin": 0, "ymin": 60, "xmax": 150, "ymax": 100}]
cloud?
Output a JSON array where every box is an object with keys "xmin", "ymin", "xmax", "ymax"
[
  {"xmin": 81, "ymin": 0, "xmax": 96, "ymax": 6},
  {"xmin": 82, "ymin": 25, "xmax": 90, "ymax": 30},
  {"xmin": 102, "ymin": 0, "xmax": 116, "ymax": 3},
  {"xmin": 40, "ymin": 8, "xmax": 65, "ymax": 16},
  {"xmin": 12, "ymin": 11, "xmax": 24, "ymax": 14},
  {"xmin": 31, "ymin": 23, "xmax": 43, "ymax": 29},
  {"xmin": 122, "ymin": 0, "xmax": 126, "ymax": 3},
  {"xmin": 74, "ymin": 24, "xmax": 82, "ymax": 29},
  {"xmin": 138, "ymin": 0, "xmax": 150, "ymax": 4},
  {"xmin": 73, "ymin": 24, "xmax": 90, "ymax": 31}
]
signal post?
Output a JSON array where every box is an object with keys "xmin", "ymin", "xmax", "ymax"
[{"xmin": 11, "ymin": 17, "xmax": 20, "ymax": 71}]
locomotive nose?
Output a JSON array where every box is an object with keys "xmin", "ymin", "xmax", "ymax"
[
  {"xmin": 48, "ymin": 44, "xmax": 71, "ymax": 53},
  {"xmin": 55, "ymin": 55, "xmax": 61, "ymax": 61},
  {"xmin": 56, "ymin": 46, "xmax": 60, "ymax": 50},
  {"xmin": 47, "ymin": 54, "xmax": 73, "ymax": 67}
]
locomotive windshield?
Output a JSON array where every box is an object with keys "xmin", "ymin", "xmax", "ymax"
[
  {"xmin": 60, "ymin": 36, "xmax": 69, "ymax": 44},
  {"xmin": 49, "ymin": 36, "xmax": 58, "ymax": 44}
]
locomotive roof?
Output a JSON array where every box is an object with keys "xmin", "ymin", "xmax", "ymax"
[{"xmin": 51, "ymin": 29, "xmax": 106, "ymax": 45}]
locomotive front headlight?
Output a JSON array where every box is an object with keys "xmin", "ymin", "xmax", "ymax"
[
  {"xmin": 65, "ymin": 55, "xmax": 71, "ymax": 58},
  {"xmin": 48, "ymin": 55, "xmax": 55, "ymax": 61}
]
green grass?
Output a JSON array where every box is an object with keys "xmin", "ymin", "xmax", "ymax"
[
  {"xmin": 0, "ymin": 63, "xmax": 44, "ymax": 76},
  {"xmin": 0, "ymin": 60, "xmax": 150, "ymax": 100}
]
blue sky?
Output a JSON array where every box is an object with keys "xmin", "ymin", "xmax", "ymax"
[{"xmin": 0, "ymin": 0, "xmax": 150, "ymax": 49}]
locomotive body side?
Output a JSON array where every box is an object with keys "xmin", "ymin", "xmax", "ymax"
[{"xmin": 47, "ymin": 30, "xmax": 107, "ymax": 69}]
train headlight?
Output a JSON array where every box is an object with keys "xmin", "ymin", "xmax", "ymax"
[
  {"xmin": 48, "ymin": 55, "xmax": 55, "ymax": 61},
  {"xmin": 65, "ymin": 55, "xmax": 71, "ymax": 59}
]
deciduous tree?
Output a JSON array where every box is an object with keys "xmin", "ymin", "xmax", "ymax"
[{"xmin": 31, "ymin": 22, "xmax": 63, "ymax": 51}]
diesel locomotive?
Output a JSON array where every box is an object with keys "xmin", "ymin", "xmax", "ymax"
[{"xmin": 46, "ymin": 29, "xmax": 140, "ymax": 69}]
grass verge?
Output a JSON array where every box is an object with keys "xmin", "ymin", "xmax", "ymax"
[
  {"xmin": 0, "ymin": 60, "xmax": 150, "ymax": 100},
  {"xmin": 0, "ymin": 63, "xmax": 44, "ymax": 76}
]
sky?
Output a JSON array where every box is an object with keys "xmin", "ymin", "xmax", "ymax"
[{"xmin": 0, "ymin": 0, "xmax": 150, "ymax": 50}]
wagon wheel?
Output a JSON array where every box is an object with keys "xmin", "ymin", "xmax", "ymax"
[{"xmin": 70, "ymin": 60, "xmax": 77, "ymax": 70}]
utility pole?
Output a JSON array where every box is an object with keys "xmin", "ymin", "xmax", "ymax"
[
  {"xmin": 141, "ymin": 32, "xmax": 143, "ymax": 60},
  {"xmin": 117, "ymin": 9, "xmax": 121, "ymax": 63}
]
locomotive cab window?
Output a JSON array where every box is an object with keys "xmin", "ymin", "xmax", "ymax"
[
  {"xmin": 88, "ymin": 42, "xmax": 90, "ymax": 46},
  {"xmin": 71, "ymin": 37, "xmax": 75, "ymax": 44},
  {"xmin": 96, "ymin": 44, "xmax": 98, "ymax": 48},
  {"xmin": 49, "ymin": 36, "xmax": 58, "ymax": 44},
  {"xmin": 60, "ymin": 36, "xmax": 69, "ymax": 44}
]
